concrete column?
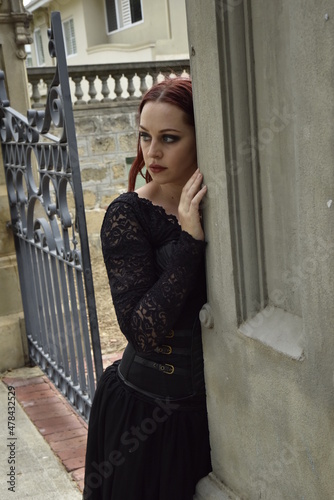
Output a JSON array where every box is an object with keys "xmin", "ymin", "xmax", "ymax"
[
  {"xmin": 187, "ymin": 0, "xmax": 334, "ymax": 498},
  {"xmin": 0, "ymin": 0, "xmax": 32, "ymax": 371}
]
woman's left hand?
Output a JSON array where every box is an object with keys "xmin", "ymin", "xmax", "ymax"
[{"xmin": 178, "ymin": 169, "xmax": 207, "ymax": 241}]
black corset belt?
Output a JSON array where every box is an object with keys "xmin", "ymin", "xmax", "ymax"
[
  {"xmin": 118, "ymin": 328, "xmax": 206, "ymax": 399},
  {"xmin": 133, "ymin": 353, "xmax": 188, "ymax": 376}
]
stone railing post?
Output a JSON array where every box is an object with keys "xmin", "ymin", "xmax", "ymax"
[{"xmin": 27, "ymin": 60, "xmax": 191, "ymax": 106}]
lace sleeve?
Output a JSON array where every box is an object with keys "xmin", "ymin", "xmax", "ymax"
[{"xmin": 101, "ymin": 200, "xmax": 206, "ymax": 353}]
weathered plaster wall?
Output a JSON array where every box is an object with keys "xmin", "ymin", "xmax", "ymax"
[{"xmin": 187, "ymin": 0, "xmax": 334, "ymax": 499}]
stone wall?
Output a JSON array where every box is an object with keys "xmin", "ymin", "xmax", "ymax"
[{"xmin": 73, "ymin": 101, "xmax": 140, "ymax": 240}]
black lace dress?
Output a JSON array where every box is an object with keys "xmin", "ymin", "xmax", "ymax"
[{"xmin": 83, "ymin": 192, "xmax": 211, "ymax": 500}]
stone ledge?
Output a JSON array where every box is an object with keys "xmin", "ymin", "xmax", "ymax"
[
  {"xmin": 0, "ymin": 312, "xmax": 27, "ymax": 372},
  {"xmin": 194, "ymin": 473, "xmax": 241, "ymax": 500},
  {"xmin": 239, "ymin": 306, "xmax": 304, "ymax": 360}
]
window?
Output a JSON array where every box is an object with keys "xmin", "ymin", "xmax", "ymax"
[
  {"xmin": 106, "ymin": 0, "xmax": 143, "ymax": 33},
  {"xmin": 25, "ymin": 45, "xmax": 33, "ymax": 68},
  {"xmin": 34, "ymin": 29, "xmax": 45, "ymax": 66},
  {"xmin": 63, "ymin": 18, "xmax": 77, "ymax": 56}
]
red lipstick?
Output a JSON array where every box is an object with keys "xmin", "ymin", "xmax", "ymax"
[{"xmin": 149, "ymin": 164, "xmax": 167, "ymax": 174}]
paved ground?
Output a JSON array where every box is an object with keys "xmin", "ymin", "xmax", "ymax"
[{"xmin": 0, "ymin": 353, "xmax": 122, "ymax": 500}]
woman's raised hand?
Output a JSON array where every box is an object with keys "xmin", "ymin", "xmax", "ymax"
[{"xmin": 178, "ymin": 169, "xmax": 207, "ymax": 241}]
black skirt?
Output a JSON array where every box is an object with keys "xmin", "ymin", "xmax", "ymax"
[{"xmin": 83, "ymin": 361, "xmax": 212, "ymax": 500}]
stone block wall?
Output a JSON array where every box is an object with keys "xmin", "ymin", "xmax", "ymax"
[{"xmin": 73, "ymin": 101, "xmax": 140, "ymax": 238}]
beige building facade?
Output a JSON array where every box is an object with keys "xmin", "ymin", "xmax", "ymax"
[{"xmin": 25, "ymin": 0, "xmax": 189, "ymax": 65}]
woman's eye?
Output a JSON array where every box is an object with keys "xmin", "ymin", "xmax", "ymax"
[
  {"xmin": 139, "ymin": 132, "xmax": 151, "ymax": 142},
  {"xmin": 163, "ymin": 135, "xmax": 179, "ymax": 143}
]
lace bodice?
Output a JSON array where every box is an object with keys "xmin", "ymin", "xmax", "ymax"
[{"xmin": 101, "ymin": 192, "xmax": 206, "ymax": 354}]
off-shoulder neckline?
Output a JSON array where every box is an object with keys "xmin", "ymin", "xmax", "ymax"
[{"xmin": 118, "ymin": 191, "xmax": 180, "ymax": 226}]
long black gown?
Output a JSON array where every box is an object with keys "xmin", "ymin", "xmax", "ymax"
[{"xmin": 83, "ymin": 192, "xmax": 211, "ymax": 500}]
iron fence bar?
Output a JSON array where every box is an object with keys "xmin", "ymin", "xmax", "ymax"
[
  {"xmin": 48, "ymin": 12, "xmax": 103, "ymax": 385},
  {"xmin": 65, "ymin": 263, "xmax": 87, "ymax": 391},
  {"xmin": 36, "ymin": 243, "xmax": 55, "ymax": 358},
  {"xmin": 41, "ymin": 250, "xmax": 62, "ymax": 363},
  {"xmin": 15, "ymin": 238, "xmax": 37, "ymax": 350},
  {"xmin": 40, "ymin": 250, "xmax": 53, "ymax": 356},
  {"xmin": 46, "ymin": 252, "xmax": 63, "ymax": 366},
  {"xmin": 56, "ymin": 259, "xmax": 79, "ymax": 386},
  {"xmin": 51, "ymin": 258, "xmax": 68, "ymax": 369},
  {"xmin": 75, "ymin": 265, "xmax": 96, "ymax": 397},
  {"xmin": 30, "ymin": 243, "xmax": 47, "ymax": 347},
  {"xmin": 32, "ymin": 240, "xmax": 66, "ymax": 371}
]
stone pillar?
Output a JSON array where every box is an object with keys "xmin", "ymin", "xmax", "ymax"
[
  {"xmin": 0, "ymin": 0, "xmax": 32, "ymax": 371},
  {"xmin": 186, "ymin": 0, "xmax": 334, "ymax": 498}
]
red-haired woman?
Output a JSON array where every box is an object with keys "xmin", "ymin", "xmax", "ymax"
[{"xmin": 83, "ymin": 77, "xmax": 212, "ymax": 500}]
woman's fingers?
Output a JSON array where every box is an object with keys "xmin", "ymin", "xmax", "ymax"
[
  {"xmin": 191, "ymin": 184, "xmax": 207, "ymax": 208},
  {"xmin": 178, "ymin": 169, "xmax": 207, "ymax": 240},
  {"xmin": 181, "ymin": 170, "xmax": 206, "ymax": 209},
  {"xmin": 182, "ymin": 169, "xmax": 202, "ymax": 200}
]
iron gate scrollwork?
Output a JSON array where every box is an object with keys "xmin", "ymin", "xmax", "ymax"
[{"xmin": 0, "ymin": 11, "xmax": 103, "ymax": 421}]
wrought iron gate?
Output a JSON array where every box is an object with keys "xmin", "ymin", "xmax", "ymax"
[{"xmin": 0, "ymin": 11, "xmax": 103, "ymax": 421}]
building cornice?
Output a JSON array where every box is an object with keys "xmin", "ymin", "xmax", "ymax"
[
  {"xmin": 24, "ymin": 0, "xmax": 51, "ymax": 12},
  {"xmin": 0, "ymin": 1, "xmax": 33, "ymax": 59}
]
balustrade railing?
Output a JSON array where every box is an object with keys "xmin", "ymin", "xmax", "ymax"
[{"xmin": 27, "ymin": 60, "xmax": 190, "ymax": 107}]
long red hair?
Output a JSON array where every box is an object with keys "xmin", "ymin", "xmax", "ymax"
[{"xmin": 128, "ymin": 77, "xmax": 194, "ymax": 192}]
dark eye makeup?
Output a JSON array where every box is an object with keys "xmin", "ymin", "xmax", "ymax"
[
  {"xmin": 163, "ymin": 134, "xmax": 180, "ymax": 143},
  {"xmin": 139, "ymin": 131, "xmax": 150, "ymax": 141},
  {"xmin": 139, "ymin": 131, "xmax": 180, "ymax": 143}
]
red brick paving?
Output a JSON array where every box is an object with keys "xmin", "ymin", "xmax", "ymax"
[
  {"xmin": 2, "ymin": 374, "xmax": 88, "ymax": 492},
  {"xmin": 2, "ymin": 351, "xmax": 123, "ymax": 493},
  {"xmin": 45, "ymin": 426, "xmax": 88, "ymax": 443}
]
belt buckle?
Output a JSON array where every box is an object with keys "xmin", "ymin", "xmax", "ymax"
[
  {"xmin": 162, "ymin": 345, "xmax": 172, "ymax": 354},
  {"xmin": 156, "ymin": 362, "xmax": 175, "ymax": 374},
  {"xmin": 156, "ymin": 345, "xmax": 172, "ymax": 354},
  {"xmin": 164, "ymin": 363, "xmax": 174, "ymax": 375}
]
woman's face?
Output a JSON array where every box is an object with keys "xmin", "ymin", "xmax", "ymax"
[{"xmin": 139, "ymin": 101, "xmax": 197, "ymax": 188}]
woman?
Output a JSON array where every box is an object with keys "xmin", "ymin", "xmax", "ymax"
[{"xmin": 83, "ymin": 77, "xmax": 212, "ymax": 500}]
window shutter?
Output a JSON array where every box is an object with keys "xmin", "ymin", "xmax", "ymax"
[
  {"xmin": 130, "ymin": 0, "xmax": 142, "ymax": 23},
  {"xmin": 35, "ymin": 30, "xmax": 45, "ymax": 66},
  {"xmin": 69, "ymin": 19, "xmax": 77, "ymax": 54},
  {"xmin": 63, "ymin": 18, "xmax": 77, "ymax": 56},
  {"xmin": 121, "ymin": 0, "xmax": 132, "ymax": 26},
  {"xmin": 106, "ymin": 0, "xmax": 118, "ymax": 32},
  {"xmin": 106, "ymin": 0, "xmax": 142, "ymax": 32}
]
